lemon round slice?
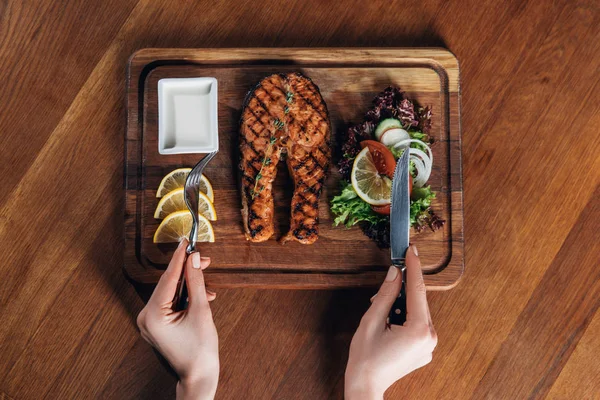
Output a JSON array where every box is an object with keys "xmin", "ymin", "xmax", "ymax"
[
  {"xmin": 153, "ymin": 210, "xmax": 215, "ymax": 243},
  {"xmin": 350, "ymin": 147, "xmax": 393, "ymax": 206},
  {"xmin": 154, "ymin": 188, "xmax": 217, "ymax": 221},
  {"xmin": 156, "ymin": 169, "xmax": 215, "ymax": 203}
]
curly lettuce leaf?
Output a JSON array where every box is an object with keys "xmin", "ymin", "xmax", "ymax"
[
  {"xmin": 410, "ymin": 186, "xmax": 444, "ymax": 231},
  {"xmin": 408, "ymin": 130, "xmax": 429, "ymax": 152},
  {"xmin": 389, "ymin": 146, "xmax": 404, "ymax": 159},
  {"xmin": 410, "ymin": 186, "xmax": 435, "ymax": 224},
  {"xmin": 330, "ymin": 182, "xmax": 387, "ymax": 227},
  {"xmin": 388, "ymin": 147, "xmax": 417, "ymax": 177},
  {"xmin": 409, "ymin": 131, "xmax": 428, "ymax": 141}
]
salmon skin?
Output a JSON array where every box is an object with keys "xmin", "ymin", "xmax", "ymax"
[{"xmin": 239, "ymin": 73, "xmax": 331, "ymax": 244}]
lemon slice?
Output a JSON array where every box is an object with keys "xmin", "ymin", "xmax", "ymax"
[
  {"xmin": 154, "ymin": 188, "xmax": 217, "ymax": 221},
  {"xmin": 197, "ymin": 175, "xmax": 215, "ymax": 203},
  {"xmin": 156, "ymin": 168, "xmax": 214, "ymax": 202},
  {"xmin": 153, "ymin": 210, "xmax": 215, "ymax": 243},
  {"xmin": 350, "ymin": 147, "xmax": 393, "ymax": 206},
  {"xmin": 156, "ymin": 168, "xmax": 191, "ymax": 197}
]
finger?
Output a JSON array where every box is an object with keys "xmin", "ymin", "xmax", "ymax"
[
  {"xmin": 206, "ymin": 289, "xmax": 217, "ymax": 302},
  {"xmin": 405, "ymin": 245, "xmax": 429, "ymax": 323},
  {"xmin": 186, "ymin": 290, "xmax": 216, "ymax": 303},
  {"xmin": 426, "ymin": 302, "xmax": 435, "ymax": 334},
  {"xmin": 149, "ymin": 239, "xmax": 188, "ymax": 306},
  {"xmin": 200, "ymin": 257, "xmax": 214, "ymax": 300},
  {"xmin": 425, "ymin": 301, "xmax": 438, "ymax": 345},
  {"xmin": 190, "ymin": 255, "xmax": 214, "ymax": 302},
  {"xmin": 200, "ymin": 256, "xmax": 211, "ymax": 270},
  {"xmin": 185, "ymin": 252, "xmax": 209, "ymax": 309},
  {"xmin": 363, "ymin": 265, "xmax": 402, "ymax": 324}
]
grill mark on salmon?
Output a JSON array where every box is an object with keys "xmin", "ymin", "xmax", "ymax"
[{"xmin": 239, "ymin": 72, "xmax": 331, "ymax": 244}]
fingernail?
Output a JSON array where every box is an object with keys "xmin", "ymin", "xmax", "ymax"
[
  {"xmin": 385, "ymin": 266, "xmax": 399, "ymax": 282},
  {"xmin": 177, "ymin": 240, "xmax": 185, "ymax": 249},
  {"xmin": 192, "ymin": 252, "xmax": 201, "ymax": 269},
  {"xmin": 370, "ymin": 294, "xmax": 377, "ymax": 302},
  {"xmin": 411, "ymin": 244, "xmax": 419, "ymax": 257},
  {"xmin": 201, "ymin": 256, "xmax": 211, "ymax": 261}
]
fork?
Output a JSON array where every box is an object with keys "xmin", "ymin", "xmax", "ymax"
[{"xmin": 173, "ymin": 151, "xmax": 218, "ymax": 311}]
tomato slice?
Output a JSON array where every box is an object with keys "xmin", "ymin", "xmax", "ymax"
[
  {"xmin": 371, "ymin": 204, "xmax": 390, "ymax": 215},
  {"xmin": 359, "ymin": 140, "xmax": 413, "ymax": 211},
  {"xmin": 359, "ymin": 140, "xmax": 396, "ymax": 178}
]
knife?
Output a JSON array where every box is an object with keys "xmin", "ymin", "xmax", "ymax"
[{"xmin": 389, "ymin": 148, "xmax": 411, "ymax": 325}]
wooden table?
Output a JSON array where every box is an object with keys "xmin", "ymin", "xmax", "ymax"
[{"xmin": 0, "ymin": 1, "xmax": 598, "ymax": 399}]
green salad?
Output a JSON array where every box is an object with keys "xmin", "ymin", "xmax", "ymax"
[{"xmin": 331, "ymin": 87, "xmax": 444, "ymax": 248}]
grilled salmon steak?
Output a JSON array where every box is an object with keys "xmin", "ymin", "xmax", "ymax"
[{"xmin": 239, "ymin": 72, "xmax": 331, "ymax": 244}]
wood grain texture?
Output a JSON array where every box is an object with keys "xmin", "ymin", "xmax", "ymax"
[
  {"xmin": 124, "ymin": 48, "xmax": 463, "ymax": 288},
  {"xmin": 547, "ymin": 310, "xmax": 600, "ymax": 400},
  {"xmin": 0, "ymin": 0, "xmax": 599, "ymax": 399}
]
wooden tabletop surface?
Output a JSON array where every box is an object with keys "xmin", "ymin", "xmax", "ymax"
[{"xmin": 1, "ymin": 1, "xmax": 599, "ymax": 399}]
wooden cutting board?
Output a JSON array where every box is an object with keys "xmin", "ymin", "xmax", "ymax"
[{"xmin": 124, "ymin": 48, "xmax": 463, "ymax": 289}]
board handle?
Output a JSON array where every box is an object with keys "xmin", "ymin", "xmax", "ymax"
[{"xmin": 389, "ymin": 264, "xmax": 407, "ymax": 325}]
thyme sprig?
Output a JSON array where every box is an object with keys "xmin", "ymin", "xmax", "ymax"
[{"xmin": 251, "ymin": 120, "xmax": 285, "ymax": 199}]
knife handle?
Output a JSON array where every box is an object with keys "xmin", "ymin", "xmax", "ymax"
[{"xmin": 389, "ymin": 265, "xmax": 407, "ymax": 325}]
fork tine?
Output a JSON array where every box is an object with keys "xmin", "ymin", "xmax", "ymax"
[{"xmin": 186, "ymin": 151, "xmax": 217, "ymax": 189}]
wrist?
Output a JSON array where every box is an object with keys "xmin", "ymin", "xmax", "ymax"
[
  {"xmin": 176, "ymin": 376, "xmax": 218, "ymax": 400},
  {"xmin": 345, "ymin": 386, "xmax": 384, "ymax": 400},
  {"xmin": 345, "ymin": 373, "xmax": 384, "ymax": 400}
]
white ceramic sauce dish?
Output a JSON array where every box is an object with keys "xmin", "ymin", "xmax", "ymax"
[{"xmin": 158, "ymin": 77, "xmax": 219, "ymax": 154}]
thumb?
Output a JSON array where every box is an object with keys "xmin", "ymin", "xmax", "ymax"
[
  {"xmin": 184, "ymin": 252, "xmax": 210, "ymax": 309},
  {"xmin": 365, "ymin": 266, "xmax": 402, "ymax": 322}
]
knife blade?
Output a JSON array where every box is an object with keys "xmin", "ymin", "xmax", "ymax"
[
  {"xmin": 391, "ymin": 148, "xmax": 411, "ymax": 262},
  {"xmin": 389, "ymin": 148, "xmax": 411, "ymax": 325}
]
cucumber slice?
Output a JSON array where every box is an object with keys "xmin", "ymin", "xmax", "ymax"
[
  {"xmin": 380, "ymin": 128, "xmax": 410, "ymax": 147},
  {"xmin": 374, "ymin": 118, "xmax": 402, "ymax": 140}
]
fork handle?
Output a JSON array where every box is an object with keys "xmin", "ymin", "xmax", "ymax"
[
  {"xmin": 172, "ymin": 250, "xmax": 192, "ymax": 311},
  {"xmin": 187, "ymin": 221, "xmax": 198, "ymax": 255},
  {"xmin": 174, "ymin": 277, "xmax": 189, "ymax": 311}
]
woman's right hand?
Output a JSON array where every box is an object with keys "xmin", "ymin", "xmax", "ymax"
[
  {"xmin": 345, "ymin": 245, "xmax": 437, "ymax": 399},
  {"xmin": 137, "ymin": 239, "xmax": 219, "ymax": 400}
]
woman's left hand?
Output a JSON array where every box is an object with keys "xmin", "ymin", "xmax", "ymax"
[{"xmin": 137, "ymin": 239, "xmax": 219, "ymax": 400}]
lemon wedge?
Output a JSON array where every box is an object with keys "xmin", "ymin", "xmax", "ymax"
[
  {"xmin": 156, "ymin": 168, "xmax": 214, "ymax": 202},
  {"xmin": 153, "ymin": 211, "xmax": 215, "ymax": 243},
  {"xmin": 154, "ymin": 188, "xmax": 217, "ymax": 221},
  {"xmin": 350, "ymin": 147, "xmax": 392, "ymax": 206},
  {"xmin": 156, "ymin": 168, "xmax": 190, "ymax": 197}
]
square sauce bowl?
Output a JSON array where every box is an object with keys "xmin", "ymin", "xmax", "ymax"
[{"xmin": 158, "ymin": 77, "xmax": 218, "ymax": 154}]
